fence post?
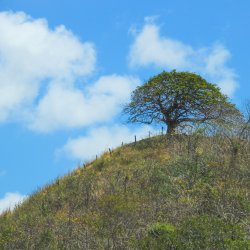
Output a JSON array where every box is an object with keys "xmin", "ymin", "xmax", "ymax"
[
  {"xmin": 149, "ymin": 131, "xmax": 151, "ymax": 138},
  {"xmin": 134, "ymin": 135, "xmax": 137, "ymax": 145}
]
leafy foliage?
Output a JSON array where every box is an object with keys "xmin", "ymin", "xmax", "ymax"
[{"xmin": 124, "ymin": 70, "xmax": 239, "ymax": 133}]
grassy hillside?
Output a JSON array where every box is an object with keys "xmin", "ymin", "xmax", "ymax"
[{"xmin": 0, "ymin": 133, "xmax": 250, "ymax": 249}]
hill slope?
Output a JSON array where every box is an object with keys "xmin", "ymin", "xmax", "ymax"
[{"xmin": 0, "ymin": 134, "xmax": 250, "ymax": 249}]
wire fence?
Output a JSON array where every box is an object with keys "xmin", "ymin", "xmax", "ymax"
[
  {"xmin": 80, "ymin": 127, "xmax": 168, "ymax": 166},
  {"xmin": 80, "ymin": 122, "xmax": 250, "ymax": 167}
]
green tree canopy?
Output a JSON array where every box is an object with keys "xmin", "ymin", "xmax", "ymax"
[{"xmin": 124, "ymin": 70, "xmax": 239, "ymax": 134}]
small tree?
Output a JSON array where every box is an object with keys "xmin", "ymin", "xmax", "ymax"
[{"xmin": 124, "ymin": 70, "xmax": 239, "ymax": 134}]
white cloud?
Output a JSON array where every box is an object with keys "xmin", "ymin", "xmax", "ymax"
[
  {"xmin": 129, "ymin": 24, "xmax": 193, "ymax": 69},
  {"xmin": 29, "ymin": 75, "xmax": 140, "ymax": 132},
  {"xmin": 0, "ymin": 192, "xmax": 27, "ymax": 214},
  {"xmin": 203, "ymin": 43, "xmax": 237, "ymax": 96},
  {"xmin": 0, "ymin": 11, "xmax": 96, "ymax": 123},
  {"xmin": 129, "ymin": 23, "xmax": 238, "ymax": 96},
  {"xmin": 59, "ymin": 125, "xmax": 155, "ymax": 161},
  {"xmin": 0, "ymin": 12, "xmax": 140, "ymax": 132}
]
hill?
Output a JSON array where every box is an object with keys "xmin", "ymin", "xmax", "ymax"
[{"xmin": 0, "ymin": 133, "xmax": 250, "ymax": 249}]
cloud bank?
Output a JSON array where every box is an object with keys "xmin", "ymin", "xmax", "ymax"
[
  {"xmin": 129, "ymin": 22, "xmax": 238, "ymax": 96},
  {"xmin": 29, "ymin": 75, "xmax": 140, "ymax": 132},
  {"xmin": 0, "ymin": 12, "xmax": 141, "ymax": 133},
  {"xmin": 0, "ymin": 11, "xmax": 95, "ymax": 128}
]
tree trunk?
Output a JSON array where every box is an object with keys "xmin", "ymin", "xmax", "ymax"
[{"xmin": 167, "ymin": 122, "xmax": 177, "ymax": 135}]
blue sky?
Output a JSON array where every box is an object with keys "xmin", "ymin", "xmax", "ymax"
[{"xmin": 0, "ymin": 0, "xmax": 249, "ymax": 212}]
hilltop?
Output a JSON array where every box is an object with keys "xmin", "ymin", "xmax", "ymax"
[{"xmin": 0, "ymin": 133, "xmax": 250, "ymax": 249}]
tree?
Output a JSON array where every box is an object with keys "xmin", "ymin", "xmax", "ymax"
[{"xmin": 124, "ymin": 70, "xmax": 239, "ymax": 134}]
